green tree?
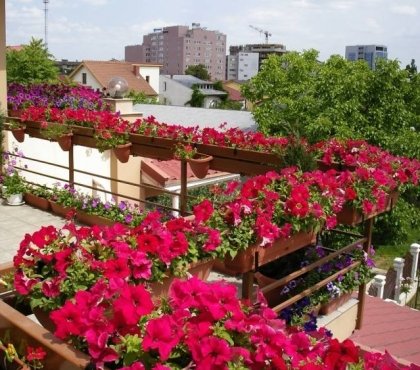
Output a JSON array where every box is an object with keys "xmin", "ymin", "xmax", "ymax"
[
  {"xmin": 6, "ymin": 38, "xmax": 59, "ymax": 84},
  {"xmin": 242, "ymin": 49, "xmax": 420, "ymax": 245},
  {"xmin": 211, "ymin": 80, "xmax": 242, "ymax": 110},
  {"xmin": 185, "ymin": 64, "xmax": 211, "ymax": 80},
  {"xmin": 127, "ymin": 90, "xmax": 159, "ymax": 105},
  {"xmin": 185, "ymin": 85, "xmax": 205, "ymax": 107}
]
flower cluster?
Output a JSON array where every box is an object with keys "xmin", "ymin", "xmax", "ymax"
[
  {"xmin": 48, "ymin": 277, "xmax": 420, "ymax": 370},
  {"xmin": 0, "ymin": 337, "xmax": 46, "ymax": 369},
  {"xmin": 312, "ymin": 138, "xmax": 420, "ymax": 188},
  {"xmin": 7, "ymin": 83, "xmax": 108, "ymax": 111},
  {"xmin": 19, "ymin": 106, "xmax": 295, "ymax": 155},
  {"xmin": 12, "ymin": 210, "xmax": 222, "ymax": 311},
  {"xmin": 30, "ymin": 182, "xmax": 147, "ymax": 227}
]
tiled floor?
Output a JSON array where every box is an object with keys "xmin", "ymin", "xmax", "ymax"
[
  {"xmin": 0, "ymin": 199, "xmax": 66, "ymax": 264},
  {"xmin": 350, "ymin": 294, "xmax": 420, "ymax": 365}
]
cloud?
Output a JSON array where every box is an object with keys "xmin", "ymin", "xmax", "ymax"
[
  {"xmin": 329, "ymin": 1, "xmax": 355, "ymax": 10},
  {"xmin": 80, "ymin": 0, "xmax": 108, "ymax": 5},
  {"xmin": 390, "ymin": 5, "xmax": 417, "ymax": 15}
]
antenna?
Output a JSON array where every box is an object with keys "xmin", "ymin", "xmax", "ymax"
[
  {"xmin": 43, "ymin": 0, "xmax": 49, "ymax": 50},
  {"xmin": 249, "ymin": 25, "xmax": 272, "ymax": 44}
]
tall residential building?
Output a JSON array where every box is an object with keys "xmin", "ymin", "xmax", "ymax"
[
  {"xmin": 125, "ymin": 24, "xmax": 226, "ymax": 81},
  {"xmin": 345, "ymin": 44, "xmax": 388, "ymax": 70},
  {"xmin": 227, "ymin": 43, "xmax": 287, "ymax": 80}
]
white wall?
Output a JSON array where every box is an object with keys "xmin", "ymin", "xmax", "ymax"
[
  {"xmin": 159, "ymin": 75, "xmax": 192, "ymax": 106},
  {"xmin": 71, "ymin": 66, "xmax": 102, "ymax": 90},
  {"xmin": 7, "ymin": 133, "xmax": 112, "ymax": 202},
  {"xmin": 138, "ymin": 66, "xmax": 160, "ymax": 95},
  {"xmin": 238, "ymin": 52, "xmax": 259, "ymax": 80}
]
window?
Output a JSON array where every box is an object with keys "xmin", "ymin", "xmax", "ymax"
[
  {"xmin": 163, "ymin": 82, "xmax": 167, "ymax": 91},
  {"xmin": 82, "ymin": 72, "xmax": 87, "ymax": 84},
  {"xmin": 145, "ymin": 75, "xmax": 150, "ymax": 83}
]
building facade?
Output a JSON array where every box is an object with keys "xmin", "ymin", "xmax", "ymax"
[
  {"xmin": 227, "ymin": 43, "xmax": 287, "ymax": 80},
  {"xmin": 125, "ymin": 24, "xmax": 226, "ymax": 81},
  {"xmin": 345, "ymin": 44, "xmax": 388, "ymax": 70}
]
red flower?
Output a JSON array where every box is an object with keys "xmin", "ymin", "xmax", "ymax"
[
  {"xmin": 50, "ymin": 300, "xmax": 83, "ymax": 339},
  {"xmin": 136, "ymin": 233, "xmax": 160, "ymax": 254},
  {"xmin": 113, "ymin": 283, "xmax": 154, "ymax": 326},
  {"xmin": 103, "ymin": 258, "xmax": 130, "ymax": 280},
  {"xmin": 142, "ymin": 314, "xmax": 182, "ymax": 360},
  {"xmin": 193, "ymin": 199, "xmax": 214, "ymax": 224},
  {"xmin": 26, "ymin": 346, "xmax": 47, "ymax": 361}
]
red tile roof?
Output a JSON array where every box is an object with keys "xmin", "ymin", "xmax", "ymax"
[
  {"xmin": 222, "ymin": 85, "xmax": 244, "ymax": 101},
  {"xmin": 141, "ymin": 159, "xmax": 225, "ymax": 186},
  {"xmin": 71, "ymin": 60, "xmax": 157, "ymax": 96},
  {"xmin": 351, "ymin": 294, "xmax": 420, "ymax": 365}
]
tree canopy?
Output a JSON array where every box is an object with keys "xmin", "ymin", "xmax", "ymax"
[
  {"xmin": 241, "ymin": 50, "xmax": 420, "ymax": 159},
  {"xmin": 6, "ymin": 38, "xmax": 59, "ymax": 84},
  {"xmin": 185, "ymin": 64, "xmax": 211, "ymax": 80}
]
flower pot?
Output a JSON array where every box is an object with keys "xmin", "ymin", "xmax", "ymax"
[
  {"xmin": 0, "ymin": 300, "xmax": 92, "ymax": 370},
  {"xmin": 57, "ymin": 133, "xmax": 73, "ymax": 151},
  {"xmin": 149, "ymin": 258, "xmax": 215, "ymax": 301},
  {"xmin": 319, "ymin": 292, "xmax": 352, "ymax": 315},
  {"xmin": 113, "ymin": 143, "xmax": 132, "ymax": 163},
  {"xmin": 76, "ymin": 210, "xmax": 115, "ymax": 227},
  {"xmin": 224, "ymin": 230, "xmax": 317, "ymax": 274},
  {"xmin": 11, "ymin": 127, "xmax": 26, "ymax": 143},
  {"xmin": 8, "ymin": 109, "xmax": 23, "ymax": 118},
  {"xmin": 6, "ymin": 194, "xmax": 23, "ymax": 206},
  {"xmin": 186, "ymin": 153, "xmax": 213, "ymax": 179},
  {"xmin": 23, "ymin": 193, "xmax": 50, "ymax": 211},
  {"xmin": 49, "ymin": 201, "xmax": 74, "ymax": 218},
  {"xmin": 337, "ymin": 191, "xmax": 399, "ymax": 226}
]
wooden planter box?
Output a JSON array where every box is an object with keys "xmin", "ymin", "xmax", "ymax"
[
  {"xmin": 0, "ymin": 301, "xmax": 92, "ymax": 370},
  {"xmin": 49, "ymin": 202, "xmax": 74, "ymax": 218},
  {"xmin": 149, "ymin": 258, "xmax": 215, "ymax": 301},
  {"xmin": 24, "ymin": 193, "xmax": 51, "ymax": 211},
  {"xmin": 337, "ymin": 191, "xmax": 399, "ymax": 226},
  {"xmin": 224, "ymin": 230, "xmax": 317, "ymax": 274},
  {"xmin": 319, "ymin": 292, "xmax": 353, "ymax": 315},
  {"xmin": 76, "ymin": 210, "xmax": 115, "ymax": 227}
]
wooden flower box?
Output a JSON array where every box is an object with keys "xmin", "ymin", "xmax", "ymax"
[
  {"xmin": 149, "ymin": 258, "xmax": 215, "ymax": 301},
  {"xmin": 337, "ymin": 191, "xmax": 399, "ymax": 226},
  {"xmin": 319, "ymin": 292, "xmax": 353, "ymax": 315},
  {"xmin": 75, "ymin": 210, "xmax": 115, "ymax": 227},
  {"xmin": 223, "ymin": 230, "xmax": 317, "ymax": 274},
  {"xmin": 0, "ymin": 301, "xmax": 92, "ymax": 370},
  {"xmin": 23, "ymin": 193, "xmax": 51, "ymax": 211},
  {"xmin": 49, "ymin": 202, "xmax": 74, "ymax": 219}
]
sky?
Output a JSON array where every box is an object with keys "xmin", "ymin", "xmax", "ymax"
[{"xmin": 5, "ymin": 0, "xmax": 420, "ymax": 67}]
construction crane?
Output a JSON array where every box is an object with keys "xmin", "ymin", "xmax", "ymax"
[{"xmin": 249, "ymin": 25, "xmax": 272, "ymax": 44}]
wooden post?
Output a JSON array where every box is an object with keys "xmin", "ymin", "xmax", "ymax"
[
  {"xmin": 356, "ymin": 217, "xmax": 374, "ymax": 329},
  {"xmin": 242, "ymin": 271, "xmax": 254, "ymax": 300},
  {"xmin": 180, "ymin": 160, "xmax": 187, "ymax": 216},
  {"xmin": 68, "ymin": 145, "xmax": 74, "ymax": 187}
]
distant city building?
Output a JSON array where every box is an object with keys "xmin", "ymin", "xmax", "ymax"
[
  {"xmin": 159, "ymin": 74, "xmax": 226, "ymax": 108},
  {"xmin": 345, "ymin": 44, "xmax": 388, "ymax": 70},
  {"xmin": 125, "ymin": 24, "xmax": 226, "ymax": 81},
  {"xmin": 55, "ymin": 59, "xmax": 79, "ymax": 76},
  {"xmin": 227, "ymin": 43, "xmax": 287, "ymax": 80}
]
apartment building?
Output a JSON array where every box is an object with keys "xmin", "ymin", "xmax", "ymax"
[
  {"xmin": 125, "ymin": 23, "xmax": 226, "ymax": 81},
  {"xmin": 345, "ymin": 44, "xmax": 388, "ymax": 70},
  {"xmin": 227, "ymin": 43, "xmax": 287, "ymax": 80}
]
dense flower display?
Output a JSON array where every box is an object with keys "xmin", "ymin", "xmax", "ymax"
[
  {"xmin": 12, "ymin": 211, "xmax": 221, "ymax": 311},
  {"xmin": 47, "ymin": 277, "xmax": 420, "ymax": 370},
  {"xmin": 7, "ymin": 83, "xmax": 108, "ymax": 111}
]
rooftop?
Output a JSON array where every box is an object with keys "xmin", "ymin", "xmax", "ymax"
[{"xmin": 350, "ymin": 295, "xmax": 420, "ymax": 365}]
